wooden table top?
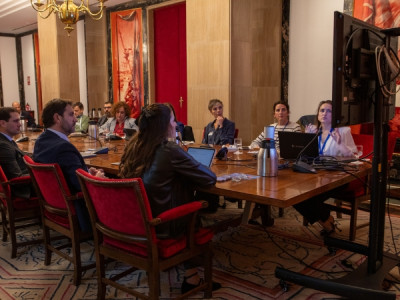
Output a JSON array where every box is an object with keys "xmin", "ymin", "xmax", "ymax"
[{"xmin": 17, "ymin": 130, "xmax": 371, "ymax": 208}]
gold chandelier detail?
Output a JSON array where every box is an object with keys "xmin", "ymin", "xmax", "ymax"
[{"xmin": 30, "ymin": 0, "xmax": 107, "ymax": 35}]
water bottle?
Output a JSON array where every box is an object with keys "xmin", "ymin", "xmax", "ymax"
[
  {"xmin": 257, "ymin": 139, "xmax": 278, "ymax": 177},
  {"xmin": 98, "ymin": 108, "xmax": 102, "ymax": 117},
  {"xmin": 20, "ymin": 116, "xmax": 27, "ymax": 132},
  {"xmin": 91, "ymin": 108, "xmax": 96, "ymax": 118},
  {"xmin": 88, "ymin": 121, "xmax": 99, "ymax": 140}
]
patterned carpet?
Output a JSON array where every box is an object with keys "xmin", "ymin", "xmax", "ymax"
[{"xmin": 1, "ymin": 205, "xmax": 400, "ymax": 299}]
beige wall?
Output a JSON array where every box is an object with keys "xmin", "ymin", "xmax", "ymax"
[{"xmin": 37, "ymin": 13, "xmax": 80, "ymax": 106}]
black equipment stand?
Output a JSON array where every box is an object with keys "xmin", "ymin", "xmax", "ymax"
[{"xmin": 275, "ymin": 30, "xmax": 400, "ymax": 299}]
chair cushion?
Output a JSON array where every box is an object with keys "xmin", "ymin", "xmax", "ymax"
[
  {"xmin": 103, "ymin": 228, "xmax": 213, "ymax": 258},
  {"xmin": 103, "ymin": 235, "xmax": 187, "ymax": 258},
  {"xmin": 13, "ymin": 197, "xmax": 39, "ymax": 210},
  {"xmin": 1, "ymin": 196, "xmax": 39, "ymax": 210},
  {"xmin": 44, "ymin": 211, "xmax": 70, "ymax": 229}
]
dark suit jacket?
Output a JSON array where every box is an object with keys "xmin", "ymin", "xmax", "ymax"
[
  {"xmin": 21, "ymin": 110, "xmax": 36, "ymax": 128},
  {"xmin": 33, "ymin": 130, "xmax": 88, "ymax": 194},
  {"xmin": 33, "ymin": 129, "xmax": 91, "ymax": 231},
  {"xmin": 0, "ymin": 133, "xmax": 31, "ymax": 198}
]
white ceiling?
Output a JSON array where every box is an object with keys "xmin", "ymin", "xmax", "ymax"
[{"xmin": 0, "ymin": 0, "xmax": 132, "ymax": 35}]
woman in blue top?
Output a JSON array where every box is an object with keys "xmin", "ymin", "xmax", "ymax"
[{"xmin": 202, "ymin": 99, "xmax": 235, "ymax": 145}]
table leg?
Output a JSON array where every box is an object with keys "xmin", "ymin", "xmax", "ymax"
[
  {"xmin": 241, "ymin": 201, "xmax": 254, "ymax": 224},
  {"xmin": 260, "ymin": 205, "xmax": 275, "ymax": 226}
]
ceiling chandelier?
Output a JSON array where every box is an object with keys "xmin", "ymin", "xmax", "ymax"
[{"xmin": 30, "ymin": 0, "xmax": 107, "ymax": 35}]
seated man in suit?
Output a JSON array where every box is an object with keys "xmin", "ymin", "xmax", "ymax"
[
  {"xmin": 33, "ymin": 99, "xmax": 105, "ymax": 232},
  {"xmin": 0, "ymin": 107, "xmax": 32, "ymax": 198},
  {"xmin": 97, "ymin": 101, "xmax": 112, "ymax": 127},
  {"xmin": 72, "ymin": 102, "xmax": 89, "ymax": 133},
  {"xmin": 12, "ymin": 101, "xmax": 37, "ymax": 128}
]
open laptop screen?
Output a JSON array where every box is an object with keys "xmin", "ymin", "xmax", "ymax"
[
  {"xmin": 278, "ymin": 131, "xmax": 319, "ymax": 160},
  {"xmin": 187, "ymin": 147, "xmax": 216, "ymax": 167}
]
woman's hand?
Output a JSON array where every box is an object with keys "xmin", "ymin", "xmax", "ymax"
[
  {"xmin": 330, "ymin": 128, "xmax": 341, "ymax": 145},
  {"xmin": 215, "ymin": 116, "xmax": 224, "ymax": 128},
  {"xmin": 305, "ymin": 123, "xmax": 317, "ymax": 133}
]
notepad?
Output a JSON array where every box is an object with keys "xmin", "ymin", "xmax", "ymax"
[{"xmin": 80, "ymin": 152, "xmax": 97, "ymax": 158}]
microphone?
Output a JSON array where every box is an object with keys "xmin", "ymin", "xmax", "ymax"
[
  {"xmin": 292, "ymin": 127, "xmax": 320, "ymax": 174},
  {"xmin": 86, "ymin": 133, "xmax": 109, "ymax": 154}
]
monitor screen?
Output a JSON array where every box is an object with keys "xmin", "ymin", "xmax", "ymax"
[{"xmin": 332, "ymin": 11, "xmax": 397, "ymax": 127}]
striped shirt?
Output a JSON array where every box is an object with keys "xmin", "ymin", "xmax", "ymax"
[{"xmin": 250, "ymin": 121, "xmax": 301, "ymax": 151}]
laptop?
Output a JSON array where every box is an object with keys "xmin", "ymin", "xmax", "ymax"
[
  {"xmin": 278, "ymin": 131, "xmax": 319, "ymax": 160},
  {"xmin": 123, "ymin": 128, "xmax": 137, "ymax": 140},
  {"xmin": 187, "ymin": 147, "xmax": 216, "ymax": 167}
]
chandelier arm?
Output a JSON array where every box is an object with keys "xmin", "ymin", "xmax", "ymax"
[
  {"xmin": 80, "ymin": 2, "xmax": 106, "ymax": 19},
  {"xmin": 30, "ymin": 0, "xmax": 56, "ymax": 13}
]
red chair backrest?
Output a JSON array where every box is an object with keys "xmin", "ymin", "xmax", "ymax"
[
  {"xmin": 351, "ymin": 132, "xmax": 396, "ymax": 161},
  {"xmin": 0, "ymin": 166, "xmax": 11, "ymax": 200},
  {"xmin": 76, "ymin": 169, "xmax": 155, "ymax": 239},
  {"xmin": 23, "ymin": 155, "xmax": 72, "ymax": 210},
  {"xmin": 352, "ymin": 134, "xmax": 374, "ymax": 159}
]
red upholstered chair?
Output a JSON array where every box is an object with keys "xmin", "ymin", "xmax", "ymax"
[
  {"xmin": 23, "ymin": 156, "xmax": 94, "ymax": 286},
  {"xmin": 76, "ymin": 169, "xmax": 214, "ymax": 300},
  {"xmin": 0, "ymin": 166, "xmax": 41, "ymax": 258},
  {"xmin": 322, "ymin": 133, "xmax": 396, "ymax": 241}
]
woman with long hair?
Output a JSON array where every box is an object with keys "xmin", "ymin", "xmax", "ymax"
[
  {"xmin": 296, "ymin": 100, "xmax": 357, "ymax": 234},
  {"xmin": 119, "ymin": 103, "xmax": 220, "ymax": 293}
]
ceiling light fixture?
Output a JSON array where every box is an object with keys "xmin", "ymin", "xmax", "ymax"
[{"xmin": 30, "ymin": 0, "xmax": 107, "ymax": 35}]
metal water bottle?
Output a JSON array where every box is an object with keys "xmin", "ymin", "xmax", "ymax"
[
  {"xmin": 88, "ymin": 121, "xmax": 99, "ymax": 139},
  {"xmin": 257, "ymin": 139, "xmax": 278, "ymax": 177}
]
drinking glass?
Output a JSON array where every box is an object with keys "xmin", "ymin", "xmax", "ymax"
[
  {"xmin": 234, "ymin": 138, "xmax": 243, "ymax": 154},
  {"xmin": 353, "ymin": 145, "xmax": 363, "ymax": 164}
]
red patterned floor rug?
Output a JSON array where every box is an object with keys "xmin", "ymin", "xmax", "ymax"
[{"xmin": 1, "ymin": 206, "xmax": 400, "ymax": 299}]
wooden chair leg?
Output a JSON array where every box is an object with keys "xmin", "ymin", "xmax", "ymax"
[
  {"xmin": 43, "ymin": 225, "xmax": 52, "ymax": 265},
  {"xmin": 237, "ymin": 199, "xmax": 243, "ymax": 209},
  {"xmin": 204, "ymin": 244, "xmax": 213, "ymax": 299},
  {"xmin": 71, "ymin": 236, "xmax": 82, "ymax": 286},
  {"xmin": 334, "ymin": 199, "xmax": 343, "ymax": 218},
  {"xmin": 349, "ymin": 201, "xmax": 358, "ymax": 241}
]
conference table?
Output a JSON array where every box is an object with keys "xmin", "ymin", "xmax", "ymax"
[{"xmin": 17, "ymin": 130, "xmax": 371, "ymax": 224}]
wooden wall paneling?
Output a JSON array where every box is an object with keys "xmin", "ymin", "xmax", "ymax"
[
  {"xmin": 231, "ymin": 0, "xmax": 282, "ymax": 145},
  {"xmin": 85, "ymin": 17, "xmax": 108, "ymax": 111},
  {"xmin": 37, "ymin": 13, "xmax": 80, "ymax": 106},
  {"xmin": 186, "ymin": 0, "xmax": 231, "ymax": 142}
]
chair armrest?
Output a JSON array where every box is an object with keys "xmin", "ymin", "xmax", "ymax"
[
  {"xmin": 153, "ymin": 201, "xmax": 208, "ymax": 224},
  {"xmin": 8, "ymin": 175, "xmax": 31, "ymax": 186},
  {"xmin": 66, "ymin": 192, "xmax": 84, "ymax": 202}
]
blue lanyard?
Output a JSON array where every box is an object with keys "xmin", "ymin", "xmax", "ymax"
[{"xmin": 318, "ymin": 128, "xmax": 333, "ymax": 155}]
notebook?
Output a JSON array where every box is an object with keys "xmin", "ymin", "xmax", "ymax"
[
  {"xmin": 187, "ymin": 147, "xmax": 216, "ymax": 167},
  {"xmin": 278, "ymin": 131, "xmax": 319, "ymax": 160}
]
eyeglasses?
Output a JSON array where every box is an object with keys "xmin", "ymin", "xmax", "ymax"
[{"xmin": 104, "ymin": 106, "xmax": 112, "ymax": 109}]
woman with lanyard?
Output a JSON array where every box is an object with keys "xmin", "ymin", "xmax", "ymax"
[
  {"xmin": 250, "ymin": 101, "xmax": 301, "ymax": 152},
  {"xmin": 296, "ymin": 100, "xmax": 357, "ymax": 235}
]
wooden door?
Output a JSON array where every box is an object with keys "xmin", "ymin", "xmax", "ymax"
[{"xmin": 153, "ymin": 2, "xmax": 187, "ymax": 124}]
